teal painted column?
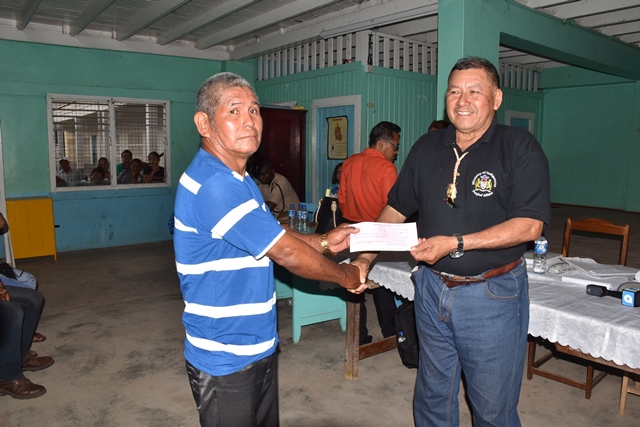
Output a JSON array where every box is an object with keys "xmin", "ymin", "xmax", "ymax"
[
  {"xmin": 436, "ymin": 0, "xmax": 500, "ymax": 119},
  {"xmin": 626, "ymin": 81, "xmax": 640, "ymax": 212}
]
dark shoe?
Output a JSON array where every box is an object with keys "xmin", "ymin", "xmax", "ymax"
[
  {"xmin": 0, "ymin": 376, "xmax": 46, "ymax": 399},
  {"xmin": 359, "ymin": 335, "xmax": 373, "ymax": 346},
  {"xmin": 32, "ymin": 331, "xmax": 46, "ymax": 343},
  {"xmin": 23, "ymin": 353, "xmax": 54, "ymax": 372}
]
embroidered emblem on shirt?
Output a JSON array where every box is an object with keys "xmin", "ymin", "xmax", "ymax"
[{"xmin": 472, "ymin": 171, "xmax": 496, "ymax": 197}]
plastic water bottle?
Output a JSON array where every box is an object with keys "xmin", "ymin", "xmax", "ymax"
[
  {"xmin": 533, "ymin": 234, "xmax": 548, "ymax": 274},
  {"xmin": 288, "ymin": 203, "xmax": 297, "ymax": 229},
  {"xmin": 397, "ymin": 331, "xmax": 406, "ymax": 343},
  {"xmin": 298, "ymin": 203, "xmax": 308, "ymax": 233}
]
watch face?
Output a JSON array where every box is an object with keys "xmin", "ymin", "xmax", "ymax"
[{"xmin": 450, "ymin": 250, "xmax": 464, "ymax": 259}]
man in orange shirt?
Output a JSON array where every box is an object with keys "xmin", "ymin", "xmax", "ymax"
[{"xmin": 338, "ymin": 121, "xmax": 401, "ymax": 344}]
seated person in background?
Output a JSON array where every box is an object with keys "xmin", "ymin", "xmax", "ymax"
[
  {"xmin": 428, "ymin": 119, "xmax": 450, "ymax": 132},
  {"xmin": 116, "ymin": 150, "xmax": 132, "ymax": 175},
  {"xmin": 55, "ymin": 157, "xmax": 83, "ymax": 186},
  {"xmin": 329, "ymin": 162, "xmax": 343, "ymax": 197},
  {"xmin": 97, "ymin": 157, "xmax": 111, "ymax": 181},
  {"xmin": 0, "ymin": 281, "xmax": 54, "ymax": 399},
  {"xmin": 80, "ymin": 168, "xmax": 108, "ymax": 185},
  {"xmin": 142, "ymin": 151, "xmax": 165, "ymax": 183},
  {"xmin": 117, "ymin": 158, "xmax": 143, "ymax": 184},
  {"xmin": 256, "ymin": 158, "xmax": 300, "ymax": 224},
  {"xmin": 90, "ymin": 168, "xmax": 104, "ymax": 182},
  {"xmin": 0, "ymin": 213, "xmax": 46, "ymax": 345}
]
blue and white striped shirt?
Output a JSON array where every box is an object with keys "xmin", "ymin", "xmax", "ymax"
[{"xmin": 174, "ymin": 148, "xmax": 285, "ymax": 376}]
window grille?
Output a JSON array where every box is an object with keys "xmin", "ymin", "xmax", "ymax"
[{"xmin": 48, "ymin": 95, "xmax": 170, "ymax": 190}]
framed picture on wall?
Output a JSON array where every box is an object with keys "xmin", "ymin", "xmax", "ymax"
[{"xmin": 327, "ymin": 116, "xmax": 348, "ymax": 160}]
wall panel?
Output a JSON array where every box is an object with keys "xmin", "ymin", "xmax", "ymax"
[
  {"xmin": 499, "ymin": 88, "xmax": 544, "ymax": 139},
  {"xmin": 542, "ymin": 83, "xmax": 634, "ymax": 210},
  {"xmin": 0, "ymin": 39, "xmax": 224, "ymax": 251},
  {"xmin": 363, "ymin": 68, "xmax": 437, "ymax": 163}
]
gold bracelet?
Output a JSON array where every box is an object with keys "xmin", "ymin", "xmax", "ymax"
[{"xmin": 320, "ymin": 233, "xmax": 337, "ymax": 257}]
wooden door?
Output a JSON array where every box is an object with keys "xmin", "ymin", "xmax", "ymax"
[{"xmin": 253, "ymin": 108, "xmax": 307, "ymax": 201}]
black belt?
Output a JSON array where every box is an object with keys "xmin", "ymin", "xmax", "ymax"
[{"xmin": 430, "ymin": 259, "xmax": 522, "ymax": 288}]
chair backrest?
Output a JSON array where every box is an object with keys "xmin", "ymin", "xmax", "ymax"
[{"xmin": 562, "ymin": 217, "xmax": 631, "ymax": 265}]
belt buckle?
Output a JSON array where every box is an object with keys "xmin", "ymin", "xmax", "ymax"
[{"xmin": 440, "ymin": 272, "xmax": 457, "ymax": 280}]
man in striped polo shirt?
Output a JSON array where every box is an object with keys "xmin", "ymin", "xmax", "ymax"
[{"xmin": 174, "ymin": 72, "xmax": 365, "ymax": 427}]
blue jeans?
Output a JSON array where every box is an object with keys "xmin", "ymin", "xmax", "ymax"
[
  {"xmin": 413, "ymin": 259, "xmax": 529, "ymax": 427},
  {"xmin": 0, "ymin": 286, "xmax": 44, "ymax": 380}
]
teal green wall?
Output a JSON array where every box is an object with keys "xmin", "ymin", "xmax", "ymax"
[
  {"xmin": 541, "ymin": 82, "xmax": 638, "ymax": 210},
  {"xmin": 540, "ymin": 66, "xmax": 632, "ymax": 89},
  {"xmin": 539, "ymin": 64, "xmax": 640, "ymax": 213},
  {"xmin": 499, "ymin": 88, "xmax": 544, "ymax": 140},
  {"xmin": 362, "ymin": 67, "xmax": 438, "ymax": 156},
  {"xmin": 0, "ymin": 40, "xmax": 227, "ymax": 251}
]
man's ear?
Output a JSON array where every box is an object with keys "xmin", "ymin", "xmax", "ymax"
[
  {"xmin": 493, "ymin": 88, "xmax": 503, "ymax": 111},
  {"xmin": 194, "ymin": 112, "xmax": 211, "ymax": 137}
]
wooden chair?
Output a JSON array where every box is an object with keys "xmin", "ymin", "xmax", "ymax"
[
  {"xmin": 561, "ymin": 217, "xmax": 630, "ymax": 266},
  {"xmin": 527, "ymin": 217, "xmax": 631, "ymax": 399}
]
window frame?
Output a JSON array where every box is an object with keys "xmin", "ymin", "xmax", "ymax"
[
  {"xmin": 47, "ymin": 94, "xmax": 171, "ymax": 192},
  {"xmin": 505, "ymin": 110, "xmax": 535, "ymax": 134}
]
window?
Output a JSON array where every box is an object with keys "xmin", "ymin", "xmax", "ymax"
[
  {"xmin": 505, "ymin": 110, "xmax": 535, "ymax": 133},
  {"xmin": 48, "ymin": 95, "xmax": 170, "ymax": 190}
]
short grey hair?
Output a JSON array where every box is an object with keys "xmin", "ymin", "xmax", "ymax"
[{"xmin": 195, "ymin": 72, "xmax": 258, "ymax": 119}]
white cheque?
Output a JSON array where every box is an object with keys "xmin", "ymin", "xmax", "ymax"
[{"xmin": 349, "ymin": 222, "xmax": 419, "ymax": 252}]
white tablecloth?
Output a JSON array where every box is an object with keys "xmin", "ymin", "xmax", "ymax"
[{"xmin": 362, "ymin": 253, "xmax": 640, "ymax": 370}]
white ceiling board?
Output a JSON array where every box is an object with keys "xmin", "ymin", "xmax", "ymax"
[{"xmin": 0, "ymin": 0, "xmax": 638, "ymax": 71}]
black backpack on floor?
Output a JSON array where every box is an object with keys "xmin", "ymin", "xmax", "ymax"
[{"xmin": 395, "ymin": 301, "xmax": 419, "ymax": 369}]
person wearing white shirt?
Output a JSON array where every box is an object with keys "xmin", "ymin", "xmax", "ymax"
[{"xmin": 55, "ymin": 157, "xmax": 83, "ymax": 186}]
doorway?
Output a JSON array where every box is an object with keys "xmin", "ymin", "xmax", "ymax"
[{"xmin": 311, "ymin": 95, "xmax": 361, "ymax": 203}]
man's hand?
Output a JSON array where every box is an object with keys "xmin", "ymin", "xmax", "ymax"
[
  {"xmin": 0, "ymin": 281, "xmax": 9, "ymax": 302},
  {"xmin": 351, "ymin": 257, "xmax": 370, "ymax": 284},
  {"xmin": 339, "ymin": 263, "xmax": 367, "ymax": 294},
  {"xmin": 410, "ymin": 235, "xmax": 456, "ymax": 264},
  {"xmin": 326, "ymin": 223, "xmax": 360, "ymax": 253}
]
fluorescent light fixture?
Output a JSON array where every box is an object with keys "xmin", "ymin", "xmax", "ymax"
[{"xmin": 319, "ymin": 4, "xmax": 438, "ymax": 39}]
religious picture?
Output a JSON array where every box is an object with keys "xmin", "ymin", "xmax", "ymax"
[{"xmin": 327, "ymin": 116, "xmax": 348, "ymax": 160}]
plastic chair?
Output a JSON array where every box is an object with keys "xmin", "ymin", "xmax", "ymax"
[{"xmin": 527, "ymin": 217, "xmax": 631, "ymax": 399}]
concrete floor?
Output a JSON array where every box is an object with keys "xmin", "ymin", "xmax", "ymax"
[{"xmin": 2, "ymin": 204, "xmax": 640, "ymax": 426}]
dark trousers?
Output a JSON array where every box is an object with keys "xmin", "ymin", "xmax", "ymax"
[
  {"xmin": 0, "ymin": 286, "xmax": 44, "ymax": 380},
  {"xmin": 186, "ymin": 352, "xmax": 279, "ymax": 427},
  {"xmin": 359, "ymin": 286, "xmax": 397, "ymax": 344}
]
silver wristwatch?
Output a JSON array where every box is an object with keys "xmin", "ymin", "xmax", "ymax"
[{"xmin": 449, "ymin": 234, "xmax": 464, "ymax": 259}]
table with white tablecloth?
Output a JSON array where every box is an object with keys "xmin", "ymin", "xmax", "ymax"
[{"xmin": 355, "ymin": 252, "xmax": 640, "ymax": 373}]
